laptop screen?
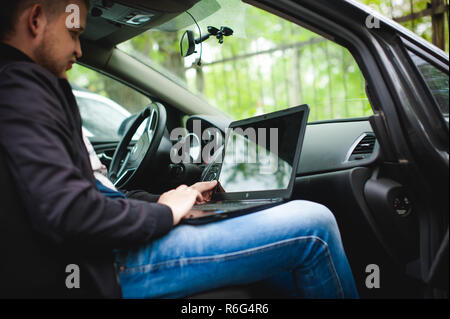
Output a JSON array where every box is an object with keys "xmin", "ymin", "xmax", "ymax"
[{"xmin": 217, "ymin": 107, "xmax": 306, "ymax": 193}]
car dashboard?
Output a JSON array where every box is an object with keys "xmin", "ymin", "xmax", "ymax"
[{"xmin": 184, "ymin": 115, "xmax": 379, "ymax": 176}]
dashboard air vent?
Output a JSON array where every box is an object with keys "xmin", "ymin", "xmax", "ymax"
[{"xmin": 347, "ymin": 133, "xmax": 376, "ymax": 161}]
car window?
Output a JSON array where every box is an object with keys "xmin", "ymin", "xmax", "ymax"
[
  {"xmin": 74, "ymin": 90, "xmax": 130, "ymax": 139},
  {"xmin": 408, "ymin": 51, "xmax": 449, "ymax": 116},
  {"xmin": 68, "ymin": 64, "xmax": 152, "ymax": 141},
  {"xmin": 117, "ymin": 0, "xmax": 372, "ymax": 121}
]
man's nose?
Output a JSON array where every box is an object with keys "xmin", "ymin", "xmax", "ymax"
[{"xmin": 75, "ymin": 39, "xmax": 83, "ymax": 59}]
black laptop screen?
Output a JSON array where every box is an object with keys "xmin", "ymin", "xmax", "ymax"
[{"xmin": 218, "ymin": 109, "xmax": 304, "ymax": 193}]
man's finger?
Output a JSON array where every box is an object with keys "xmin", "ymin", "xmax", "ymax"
[
  {"xmin": 192, "ymin": 180, "xmax": 217, "ymax": 193},
  {"xmin": 190, "ymin": 188, "xmax": 204, "ymax": 203},
  {"xmin": 204, "ymin": 190, "xmax": 213, "ymax": 200}
]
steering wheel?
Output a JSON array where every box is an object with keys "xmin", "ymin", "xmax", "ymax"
[{"xmin": 108, "ymin": 102, "xmax": 167, "ymax": 189}]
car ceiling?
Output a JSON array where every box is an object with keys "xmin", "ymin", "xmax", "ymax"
[{"xmin": 81, "ymin": 0, "xmax": 200, "ymax": 47}]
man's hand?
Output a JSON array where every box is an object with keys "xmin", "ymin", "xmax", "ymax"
[
  {"xmin": 157, "ymin": 185, "xmax": 204, "ymax": 225},
  {"xmin": 190, "ymin": 180, "xmax": 218, "ymax": 204},
  {"xmin": 157, "ymin": 181, "xmax": 218, "ymax": 225}
]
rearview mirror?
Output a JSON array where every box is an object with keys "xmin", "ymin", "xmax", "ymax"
[{"xmin": 180, "ymin": 30, "xmax": 195, "ymax": 57}]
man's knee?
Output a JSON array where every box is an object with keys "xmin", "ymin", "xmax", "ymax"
[{"xmin": 281, "ymin": 200, "xmax": 338, "ymax": 233}]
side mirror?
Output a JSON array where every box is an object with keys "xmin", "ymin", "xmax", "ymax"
[{"xmin": 180, "ymin": 30, "xmax": 196, "ymax": 57}]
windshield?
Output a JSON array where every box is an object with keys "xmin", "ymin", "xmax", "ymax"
[{"xmin": 118, "ymin": 0, "xmax": 372, "ymax": 121}]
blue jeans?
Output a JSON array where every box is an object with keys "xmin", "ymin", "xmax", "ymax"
[{"xmin": 115, "ymin": 200, "xmax": 359, "ymax": 298}]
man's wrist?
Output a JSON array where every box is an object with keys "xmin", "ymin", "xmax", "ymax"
[{"xmin": 152, "ymin": 203, "xmax": 175, "ymax": 234}]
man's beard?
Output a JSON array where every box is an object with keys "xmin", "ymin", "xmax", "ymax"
[{"xmin": 34, "ymin": 34, "xmax": 68, "ymax": 79}]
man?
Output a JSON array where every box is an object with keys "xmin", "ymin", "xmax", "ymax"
[{"xmin": 0, "ymin": 0, "xmax": 358, "ymax": 298}]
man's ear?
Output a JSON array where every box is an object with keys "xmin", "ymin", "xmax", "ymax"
[{"xmin": 27, "ymin": 4, "xmax": 48, "ymax": 38}]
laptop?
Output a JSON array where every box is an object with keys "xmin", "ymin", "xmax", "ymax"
[{"xmin": 181, "ymin": 104, "xmax": 310, "ymax": 225}]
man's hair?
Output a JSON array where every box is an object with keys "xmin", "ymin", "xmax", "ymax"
[{"xmin": 0, "ymin": 0, "xmax": 90, "ymax": 41}]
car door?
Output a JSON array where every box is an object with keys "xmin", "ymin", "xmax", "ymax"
[
  {"xmin": 249, "ymin": 0, "xmax": 448, "ymax": 297},
  {"xmin": 388, "ymin": 32, "xmax": 449, "ymax": 297}
]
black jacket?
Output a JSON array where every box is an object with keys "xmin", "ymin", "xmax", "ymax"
[{"xmin": 0, "ymin": 43, "xmax": 174, "ymax": 298}]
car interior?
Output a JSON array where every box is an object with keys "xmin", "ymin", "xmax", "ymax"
[{"xmin": 1, "ymin": 0, "xmax": 448, "ymax": 299}]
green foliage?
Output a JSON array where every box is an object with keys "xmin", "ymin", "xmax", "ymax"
[{"xmin": 359, "ymin": 0, "xmax": 449, "ymax": 52}]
